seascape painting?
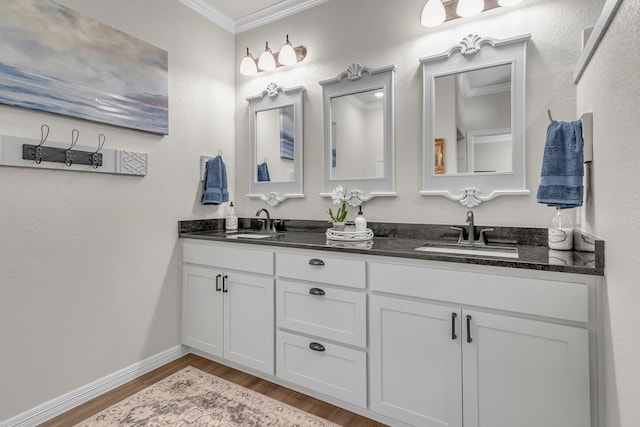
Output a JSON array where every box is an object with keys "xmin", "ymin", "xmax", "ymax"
[{"xmin": 0, "ymin": 0, "xmax": 168, "ymax": 135}]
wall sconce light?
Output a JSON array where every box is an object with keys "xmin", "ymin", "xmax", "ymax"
[
  {"xmin": 420, "ymin": 0, "xmax": 524, "ymax": 27},
  {"xmin": 240, "ymin": 35, "xmax": 307, "ymax": 76}
]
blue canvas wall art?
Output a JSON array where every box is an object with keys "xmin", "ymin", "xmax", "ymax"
[{"xmin": 0, "ymin": 0, "xmax": 168, "ymax": 135}]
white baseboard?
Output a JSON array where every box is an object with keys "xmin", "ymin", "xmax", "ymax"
[{"xmin": 1, "ymin": 345, "xmax": 189, "ymax": 427}]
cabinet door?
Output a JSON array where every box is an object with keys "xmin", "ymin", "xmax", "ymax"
[
  {"xmin": 370, "ymin": 295, "xmax": 462, "ymax": 427},
  {"xmin": 182, "ymin": 265, "xmax": 223, "ymax": 357},
  {"xmin": 462, "ymin": 310, "xmax": 590, "ymax": 427},
  {"xmin": 224, "ymin": 272, "xmax": 275, "ymax": 375}
]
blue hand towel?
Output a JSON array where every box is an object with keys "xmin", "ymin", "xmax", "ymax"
[
  {"xmin": 536, "ymin": 120, "xmax": 584, "ymax": 209},
  {"xmin": 257, "ymin": 162, "xmax": 270, "ymax": 182},
  {"xmin": 201, "ymin": 155, "xmax": 229, "ymax": 205}
]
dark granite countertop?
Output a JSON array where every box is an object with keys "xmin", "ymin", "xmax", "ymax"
[{"xmin": 179, "ymin": 219, "xmax": 605, "ymax": 276}]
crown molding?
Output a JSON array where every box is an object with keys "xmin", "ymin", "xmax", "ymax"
[
  {"xmin": 179, "ymin": 0, "xmax": 235, "ymax": 33},
  {"xmin": 181, "ymin": 0, "xmax": 329, "ymax": 34},
  {"xmin": 235, "ymin": 0, "xmax": 330, "ymax": 33}
]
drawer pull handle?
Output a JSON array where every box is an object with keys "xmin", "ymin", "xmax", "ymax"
[
  {"xmin": 309, "ymin": 287, "xmax": 326, "ymax": 296},
  {"xmin": 309, "ymin": 342, "xmax": 326, "ymax": 352},
  {"xmin": 222, "ymin": 275, "xmax": 228, "ymax": 293},
  {"xmin": 215, "ymin": 274, "xmax": 222, "ymax": 292},
  {"xmin": 451, "ymin": 312, "xmax": 457, "ymax": 340},
  {"xmin": 308, "ymin": 258, "xmax": 325, "ymax": 266},
  {"xmin": 466, "ymin": 315, "xmax": 472, "ymax": 343}
]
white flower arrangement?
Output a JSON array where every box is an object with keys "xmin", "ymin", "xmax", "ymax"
[{"xmin": 328, "ymin": 185, "xmax": 349, "ymax": 222}]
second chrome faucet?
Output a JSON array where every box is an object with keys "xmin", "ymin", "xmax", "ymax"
[{"xmin": 451, "ymin": 210, "xmax": 493, "ymax": 245}]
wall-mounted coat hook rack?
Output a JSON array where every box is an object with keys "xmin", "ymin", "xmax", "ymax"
[
  {"xmin": 1, "ymin": 125, "xmax": 147, "ymax": 176},
  {"xmin": 22, "ymin": 127, "xmax": 105, "ymax": 168}
]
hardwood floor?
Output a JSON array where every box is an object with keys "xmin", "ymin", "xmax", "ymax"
[{"xmin": 39, "ymin": 353, "xmax": 388, "ymax": 426}]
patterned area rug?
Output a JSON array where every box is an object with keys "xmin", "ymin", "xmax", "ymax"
[{"xmin": 74, "ymin": 366, "xmax": 341, "ymax": 426}]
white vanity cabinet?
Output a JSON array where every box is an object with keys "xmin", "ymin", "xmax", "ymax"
[
  {"xmin": 182, "ymin": 240, "xmax": 275, "ymax": 375},
  {"xmin": 274, "ymin": 251, "xmax": 368, "ymax": 407},
  {"xmin": 369, "ymin": 260, "xmax": 593, "ymax": 427}
]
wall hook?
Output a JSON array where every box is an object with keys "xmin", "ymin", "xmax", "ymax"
[
  {"xmin": 91, "ymin": 134, "xmax": 105, "ymax": 168},
  {"xmin": 65, "ymin": 128, "xmax": 79, "ymax": 166},
  {"xmin": 547, "ymin": 109, "xmax": 554, "ymax": 122},
  {"xmin": 218, "ymin": 148, "xmax": 223, "ymax": 156},
  {"xmin": 34, "ymin": 124, "xmax": 50, "ymax": 164}
]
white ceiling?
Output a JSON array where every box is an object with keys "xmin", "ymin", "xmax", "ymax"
[{"xmin": 179, "ymin": 0, "xmax": 329, "ymax": 33}]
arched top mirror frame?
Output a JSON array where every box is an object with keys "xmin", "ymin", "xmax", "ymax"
[
  {"xmin": 246, "ymin": 83, "xmax": 305, "ymax": 206},
  {"xmin": 420, "ymin": 33, "xmax": 531, "ymax": 207},
  {"xmin": 319, "ymin": 63, "xmax": 397, "ymax": 207}
]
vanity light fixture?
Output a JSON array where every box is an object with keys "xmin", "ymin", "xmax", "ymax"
[
  {"xmin": 420, "ymin": 0, "xmax": 524, "ymax": 27},
  {"xmin": 240, "ymin": 35, "xmax": 307, "ymax": 76}
]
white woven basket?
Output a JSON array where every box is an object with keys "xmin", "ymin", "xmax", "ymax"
[{"xmin": 326, "ymin": 228, "xmax": 374, "ymax": 241}]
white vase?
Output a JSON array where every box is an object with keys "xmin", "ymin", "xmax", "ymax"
[{"xmin": 332, "ymin": 221, "xmax": 346, "ymax": 231}]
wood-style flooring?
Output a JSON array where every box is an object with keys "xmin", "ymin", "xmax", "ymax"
[{"xmin": 39, "ymin": 353, "xmax": 388, "ymax": 426}]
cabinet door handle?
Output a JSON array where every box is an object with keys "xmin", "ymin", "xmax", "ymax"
[
  {"xmin": 308, "ymin": 258, "xmax": 325, "ymax": 266},
  {"xmin": 466, "ymin": 315, "xmax": 473, "ymax": 343},
  {"xmin": 222, "ymin": 275, "xmax": 228, "ymax": 293},
  {"xmin": 309, "ymin": 342, "xmax": 326, "ymax": 352},
  {"xmin": 451, "ymin": 312, "xmax": 458, "ymax": 340},
  {"xmin": 309, "ymin": 287, "xmax": 326, "ymax": 296},
  {"xmin": 215, "ymin": 274, "xmax": 222, "ymax": 292}
]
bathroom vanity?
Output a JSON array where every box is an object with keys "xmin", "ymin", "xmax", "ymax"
[{"xmin": 179, "ymin": 221, "xmax": 604, "ymax": 427}]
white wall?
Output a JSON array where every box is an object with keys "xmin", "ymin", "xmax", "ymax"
[
  {"xmin": 577, "ymin": 1, "xmax": 640, "ymax": 426},
  {"xmin": 0, "ymin": 0, "xmax": 234, "ymax": 420},
  {"xmin": 234, "ymin": 0, "xmax": 604, "ymax": 226}
]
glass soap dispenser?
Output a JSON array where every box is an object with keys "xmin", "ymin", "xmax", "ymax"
[
  {"xmin": 355, "ymin": 206, "xmax": 367, "ymax": 232},
  {"xmin": 225, "ymin": 201, "xmax": 238, "ymax": 231},
  {"xmin": 548, "ymin": 207, "xmax": 573, "ymax": 250}
]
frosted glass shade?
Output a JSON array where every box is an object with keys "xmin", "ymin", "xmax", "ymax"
[
  {"xmin": 420, "ymin": 0, "xmax": 446, "ymax": 27},
  {"xmin": 278, "ymin": 43, "xmax": 297, "ymax": 66},
  {"xmin": 258, "ymin": 44, "xmax": 276, "ymax": 71},
  {"xmin": 456, "ymin": 0, "xmax": 484, "ymax": 17},
  {"xmin": 240, "ymin": 51, "xmax": 257, "ymax": 76}
]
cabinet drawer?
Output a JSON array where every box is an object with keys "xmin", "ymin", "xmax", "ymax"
[
  {"xmin": 276, "ymin": 330, "xmax": 367, "ymax": 408},
  {"xmin": 276, "ymin": 252, "xmax": 365, "ymax": 289},
  {"xmin": 276, "ymin": 279, "xmax": 366, "ymax": 347},
  {"xmin": 369, "ymin": 262, "xmax": 589, "ymax": 322},
  {"xmin": 183, "ymin": 241, "xmax": 273, "ymax": 275}
]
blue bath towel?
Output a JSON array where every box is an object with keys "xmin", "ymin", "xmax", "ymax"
[
  {"xmin": 536, "ymin": 120, "xmax": 584, "ymax": 209},
  {"xmin": 201, "ymin": 155, "xmax": 229, "ymax": 205},
  {"xmin": 257, "ymin": 162, "xmax": 270, "ymax": 182}
]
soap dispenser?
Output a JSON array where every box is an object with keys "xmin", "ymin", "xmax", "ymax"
[
  {"xmin": 548, "ymin": 207, "xmax": 573, "ymax": 250},
  {"xmin": 355, "ymin": 206, "xmax": 367, "ymax": 232},
  {"xmin": 225, "ymin": 201, "xmax": 238, "ymax": 231}
]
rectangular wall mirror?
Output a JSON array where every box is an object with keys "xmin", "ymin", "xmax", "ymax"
[
  {"xmin": 420, "ymin": 34, "xmax": 530, "ymax": 207},
  {"xmin": 246, "ymin": 83, "xmax": 305, "ymax": 206},
  {"xmin": 320, "ymin": 63, "xmax": 397, "ymax": 206}
]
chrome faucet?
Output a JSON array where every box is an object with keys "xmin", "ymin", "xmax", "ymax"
[
  {"xmin": 466, "ymin": 211, "xmax": 475, "ymax": 244},
  {"xmin": 255, "ymin": 208, "xmax": 276, "ymax": 232},
  {"xmin": 451, "ymin": 210, "xmax": 493, "ymax": 245}
]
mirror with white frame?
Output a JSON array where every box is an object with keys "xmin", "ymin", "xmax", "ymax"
[
  {"xmin": 420, "ymin": 34, "xmax": 531, "ymax": 207},
  {"xmin": 319, "ymin": 63, "xmax": 397, "ymax": 206},
  {"xmin": 246, "ymin": 83, "xmax": 305, "ymax": 206}
]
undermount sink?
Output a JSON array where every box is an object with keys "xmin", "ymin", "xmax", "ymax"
[
  {"xmin": 225, "ymin": 231, "xmax": 280, "ymax": 240},
  {"xmin": 415, "ymin": 242, "xmax": 519, "ymax": 259}
]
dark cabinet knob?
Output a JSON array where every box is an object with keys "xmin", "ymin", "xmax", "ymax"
[
  {"xmin": 308, "ymin": 258, "xmax": 325, "ymax": 266},
  {"xmin": 309, "ymin": 287, "xmax": 326, "ymax": 296},
  {"xmin": 309, "ymin": 342, "xmax": 326, "ymax": 352}
]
